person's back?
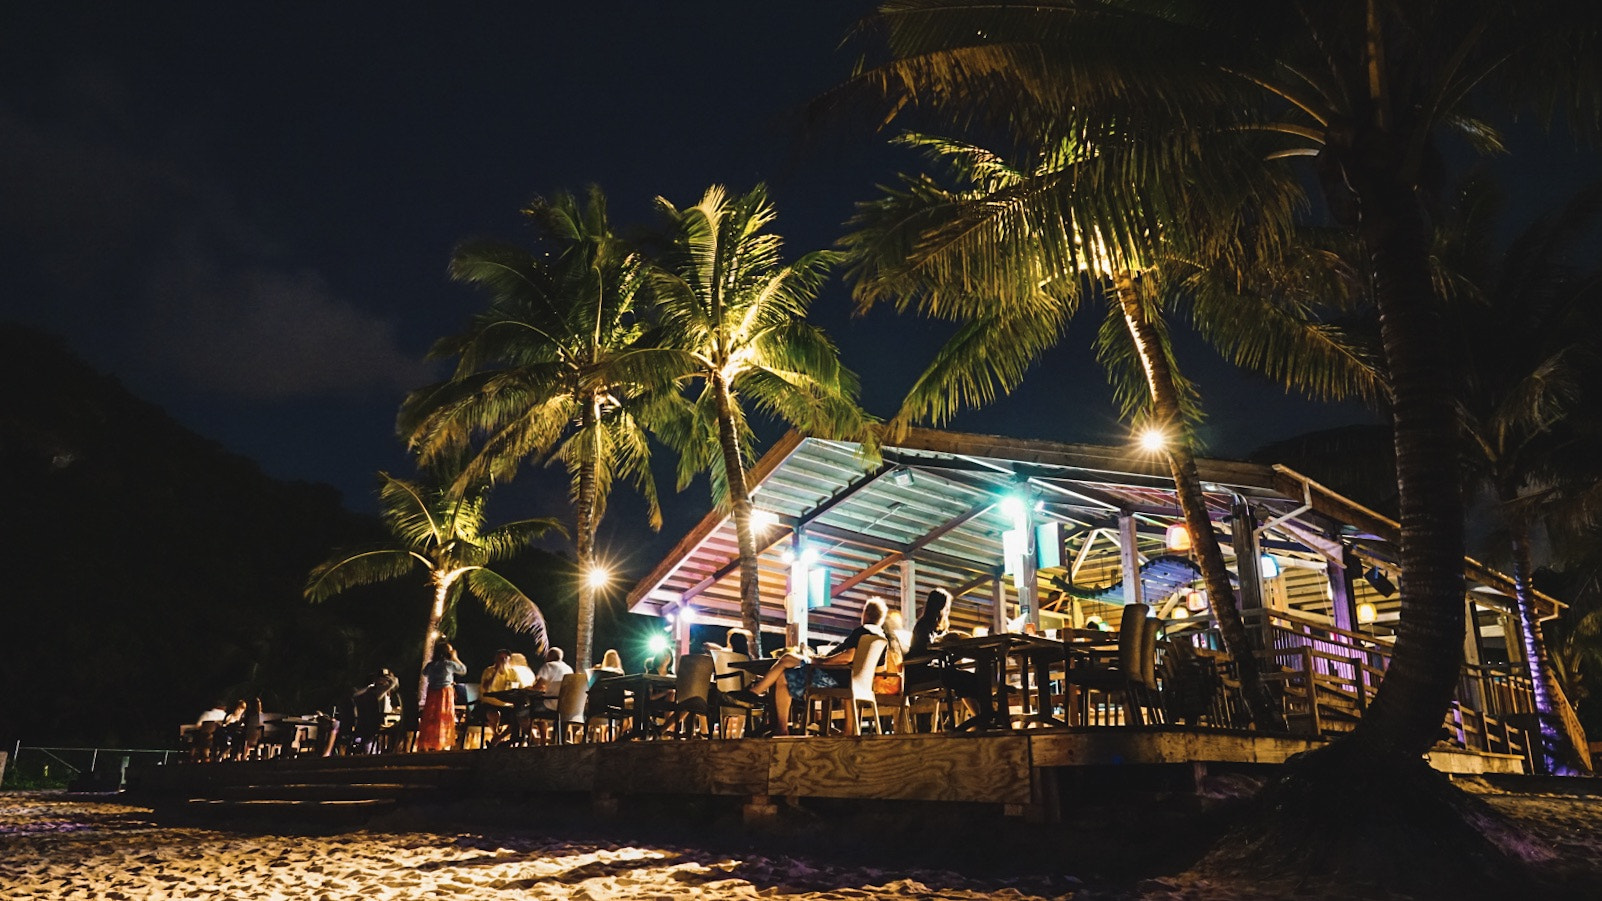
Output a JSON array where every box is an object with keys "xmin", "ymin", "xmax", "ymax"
[{"xmin": 536, "ymin": 649, "xmax": 574, "ymax": 711}]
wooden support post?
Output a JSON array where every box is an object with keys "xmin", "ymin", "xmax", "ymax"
[
  {"xmin": 742, "ymin": 793, "xmax": 778, "ymax": 826},
  {"xmin": 1329, "ymin": 548, "xmax": 1360, "ymax": 636},
  {"xmin": 991, "ymin": 573, "xmax": 1007, "ymax": 634},
  {"xmin": 900, "ymin": 559, "xmax": 917, "ymax": 625},
  {"xmin": 1118, "ymin": 512, "xmax": 1144, "ymax": 610}
]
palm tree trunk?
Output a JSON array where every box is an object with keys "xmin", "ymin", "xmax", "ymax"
[
  {"xmin": 573, "ymin": 395, "xmax": 601, "ymax": 673},
  {"xmin": 713, "ymin": 373, "xmax": 763, "ymax": 645},
  {"xmin": 1344, "ymin": 158, "xmax": 1468, "ymax": 761},
  {"xmin": 1500, "ymin": 482, "xmax": 1581, "ymax": 774},
  {"xmin": 417, "ymin": 576, "xmax": 450, "ymax": 707},
  {"xmin": 1114, "ymin": 274, "xmax": 1286, "ymax": 731}
]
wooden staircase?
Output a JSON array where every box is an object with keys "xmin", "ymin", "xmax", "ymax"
[{"xmin": 131, "ymin": 753, "xmax": 475, "ymax": 822}]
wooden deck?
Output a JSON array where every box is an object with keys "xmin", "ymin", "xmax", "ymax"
[{"xmin": 129, "ymin": 728, "xmax": 1527, "ymax": 823}]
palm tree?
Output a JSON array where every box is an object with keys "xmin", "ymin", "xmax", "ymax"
[
  {"xmin": 843, "ymin": 132, "xmax": 1375, "ymax": 731},
  {"xmin": 305, "ymin": 470, "xmax": 561, "ymax": 704},
  {"xmin": 1437, "ymin": 177, "xmax": 1602, "ymax": 772},
  {"xmin": 648, "ymin": 184, "xmax": 877, "ymax": 644},
  {"xmin": 401, "ymin": 187, "xmax": 674, "ymax": 672},
  {"xmin": 844, "ymin": 0, "xmax": 1601, "ymax": 768}
]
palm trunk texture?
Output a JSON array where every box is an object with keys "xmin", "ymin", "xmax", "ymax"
[
  {"xmin": 573, "ymin": 397, "xmax": 601, "ymax": 673},
  {"xmin": 1115, "ymin": 276, "xmax": 1286, "ymax": 731},
  {"xmin": 1344, "ymin": 156, "xmax": 1468, "ymax": 761},
  {"xmin": 714, "ymin": 374, "xmax": 763, "ymax": 645},
  {"xmin": 418, "ymin": 578, "xmax": 449, "ymax": 708},
  {"xmin": 1502, "ymin": 483, "xmax": 1587, "ymax": 774}
]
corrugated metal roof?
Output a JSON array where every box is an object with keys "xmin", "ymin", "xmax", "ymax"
[{"xmin": 625, "ymin": 428, "xmax": 1552, "ymax": 639}]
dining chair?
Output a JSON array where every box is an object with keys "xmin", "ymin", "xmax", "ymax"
[
  {"xmin": 804, "ymin": 634, "xmax": 890, "ymax": 736},
  {"xmin": 707, "ymin": 646, "xmax": 764, "ymax": 737},
  {"xmin": 554, "ymin": 673, "xmax": 591, "ymax": 744},
  {"xmin": 665, "ymin": 653, "xmax": 717, "ymax": 738},
  {"xmin": 1065, "ymin": 603, "xmax": 1157, "ymax": 725}
]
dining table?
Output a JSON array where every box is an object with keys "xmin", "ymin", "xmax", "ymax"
[
  {"xmin": 591, "ymin": 672, "xmax": 677, "ymax": 740},
  {"xmin": 483, "ymin": 687, "xmax": 555, "ymax": 746},
  {"xmin": 906, "ymin": 633, "xmax": 1070, "ymax": 731}
]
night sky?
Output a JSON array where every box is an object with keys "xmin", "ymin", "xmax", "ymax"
[{"xmin": 4, "ymin": 4, "xmax": 1593, "ymax": 574}]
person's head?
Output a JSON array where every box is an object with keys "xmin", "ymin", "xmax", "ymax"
[
  {"xmin": 726, "ymin": 627, "xmax": 753, "ymax": 657},
  {"xmin": 917, "ymin": 588, "xmax": 954, "ymax": 634},
  {"xmin": 545, "ymin": 647, "xmax": 564, "ymax": 664},
  {"xmin": 432, "ymin": 641, "xmax": 454, "ymax": 663},
  {"xmin": 600, "ymin": 648, "xmax": 622, "ymax": 670},
  {"xmin": 494, "ymin": 649, "xmax": 512, "ymax": 666},
  {"xmin": 861, "ymin": 597, "xmax": 888, "ymax": 627}
]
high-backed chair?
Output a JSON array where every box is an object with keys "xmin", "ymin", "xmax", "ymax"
[
  {"xmin": 455, "ymin": 682, "xmax": 491, "ymax": 749},
  {"xmin": 707, "ymin": 646, "xmax": 764, "ymax": 737},
  {"xmin": 1066, "ymin": 603, "xmax": 1155, "ymax": 725},
  {"xmin": 805, "ymin": 634, "xmax": 890, "ymax": 736},
  {"xmin": 554, "ymin": 673, "xmax": 591, "ymax": 744},
  {"xmin": 666, "ymin": 654, "xmax": 717, "ymax": 738}
]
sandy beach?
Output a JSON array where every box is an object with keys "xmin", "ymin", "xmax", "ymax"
[
  {"xmin": 3, "ymin": 783, "xmax": 1601, "ymax": 899},
  {"xmin": 0, "ymin": 792, "xmax": 1078, "ymax": 900}
]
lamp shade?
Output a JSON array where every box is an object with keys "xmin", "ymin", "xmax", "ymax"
[
  {"xmin": 1165, "ymin": 523, "xmax": 1192, "ymax": 552},
  {"xmin": 1356, "ymin": 601, "xmax": 1378, "ymax": 624}
]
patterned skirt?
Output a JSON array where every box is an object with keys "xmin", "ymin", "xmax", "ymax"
[{"xmin": 419, "ymin": 685, "xmax": 456, "ymax": 751}]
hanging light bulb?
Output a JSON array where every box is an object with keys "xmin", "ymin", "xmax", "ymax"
[
  {"xmin": 1356, "ymin": 601, "xmax": 1378, "ymax": 625},
  {"xmin": 1185, "ymin": 590, "xmax": 1208, "ymax": 613}
]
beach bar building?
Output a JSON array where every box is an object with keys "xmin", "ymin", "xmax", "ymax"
[
  {"xmin": 134, "ymin": 428, "xmax": 1585, "ymax": 822},
  {"xmin": 628, "ymin": 428, "xmax": 1582, "ymax": 771}
]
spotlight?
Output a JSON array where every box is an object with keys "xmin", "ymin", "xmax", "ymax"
[
  {"xmin": 1364, "ymin": 566, "xmax": 1397, "ymax": 597},
  {"xmin": 891, "ymin": 469, "xmax": 914, "ymax": 488},
  {"xmin": 586, "ymin": 566, "xmax": 611, "ymax": 588},
  {"xmin": 1138, "ymin": 427, "xmax": 1167, "ymax": 452}
]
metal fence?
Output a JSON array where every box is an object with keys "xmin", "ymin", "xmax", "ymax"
[{"xmin": 3, "ymin": 742, "xmax": 177, "ymax": 790}]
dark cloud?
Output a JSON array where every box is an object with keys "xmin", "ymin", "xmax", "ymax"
[{"xmin": 0, "ymin": 62, "xmax": 425, "ymax": 401}]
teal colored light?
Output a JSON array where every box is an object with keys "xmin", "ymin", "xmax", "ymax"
[{"xmin": 647, "ymin": 633, "xmax": 671, "ymax": 654}]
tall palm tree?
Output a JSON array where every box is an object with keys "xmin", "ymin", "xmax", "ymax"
[
  {"xmin": 1437, "ymin": 177, "xmax": 1602, "ymax": 772},
  {"xmin": 844, "ymin": 132, "xmax": 1375, "ymax": 731},
  {"xmin": 648, "ymin": 184, "xmax": 877, "ymax": 644},
  {"xmin": 401, "ymin": 187, "xmax": 675, "ymax": 672},
  {"xmin": 844, "ymin": 0, "xmax": 1601, "ymax": 766},
  {"xmin": 305, "ymin": 470, "xmax": 561, "ymax": 704}
]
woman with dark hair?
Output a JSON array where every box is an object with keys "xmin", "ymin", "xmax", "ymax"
[
  {"xmin": 908, "ymin": 588, "xmax": 990, "ymax": 727},
  {"xmin": 419, "ymin": 641, "xmax": 466, "ymax": 751}
]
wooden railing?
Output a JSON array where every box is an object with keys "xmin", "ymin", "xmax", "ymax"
[{"xmin": 1163, "ymin": 608, "xmax": 1536, "ymax": 768}]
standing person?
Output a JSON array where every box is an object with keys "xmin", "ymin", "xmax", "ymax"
[
  {"xmin": 731, "ymin": 598, "xmax": 890, "ymax": 736},
  {"xmin": 909, "ymin": 588, "xmax": 990, "ymax": 727},
  {"xmin": 419, "ymin": 641, "xmax": 466, "ymax": 751},
  {"xmin": 352, "ymin": 669, "xmax": 401, "ymax": 753}
]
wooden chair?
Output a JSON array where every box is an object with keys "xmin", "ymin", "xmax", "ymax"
[
  {"xmin": 805, "ymin": 635, "xmax": 891, "ymax": 736},
  {"xmin": 1066, "ymin": 603, "xmax": 1157, "ymax": 725}
]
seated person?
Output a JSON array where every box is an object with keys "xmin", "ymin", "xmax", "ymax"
[
  {"xmin": 588, "ymin": 648, "xmax": 625, "ymax": 685},
  {"xmin": 909, "ymin": 588, "xmax": 992, "ymax": 725},
  {"xmin": 530, "ymin": 647, "xmax": 574, "ymax": 743},
  {"xmin": 705, "ymin": 627, "xmax": 754, "ymax": 659},
  {"xmin": 730, "ymin": 598, "xmax": 891, "ymax": 736},
  {"xmin": 478, "ymin": 649, "xmax": 524, "ymax": 744}
]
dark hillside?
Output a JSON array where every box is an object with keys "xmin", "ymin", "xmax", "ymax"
[{"xmin": 1, "ymin": 325, "xmax": 412, "ymax": 744}]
